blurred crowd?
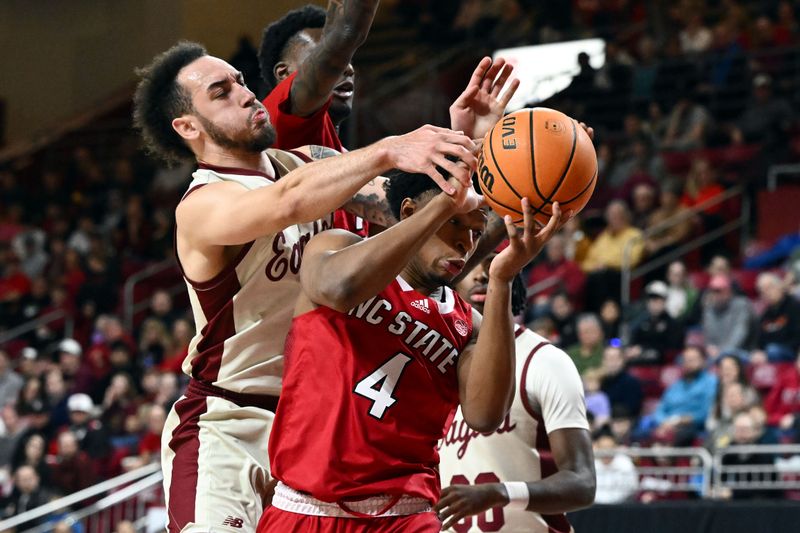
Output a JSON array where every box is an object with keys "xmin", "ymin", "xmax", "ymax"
[{"xmin": 2, "ymin": 0, "xmax": 800, "ymax": 518}]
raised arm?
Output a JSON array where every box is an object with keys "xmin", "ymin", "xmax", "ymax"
[
  {"xmin": 457, "ymin": 200, "xmax": 566, "ymax": 432},
  {"xmin": 177, "ymin": 125, "xmax": 476, "ymax": 247},
  {"xmin": 299, "ymin": 178, "xmax": 482, "ymax": 312},
  {"xmin": 291, "ymin": 0, "xmax": 379, "ymax": 116}
]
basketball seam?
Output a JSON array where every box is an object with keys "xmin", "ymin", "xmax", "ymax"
[
  {"xmin": 559, "ymin": 166, "xmax": 598, "ymax": 206},
  {"xmin": 527, "ymin": 114, "xmax": 577, "ymax": 218},
  {"xmin": 489, "ymin": 124, "xmax": 524, "ymax": 200},
  {"xmin": 480, "ymin": 185, "xmax": 524, "ymax": 215}
]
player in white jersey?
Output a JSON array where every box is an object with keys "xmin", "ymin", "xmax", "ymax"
[
  {"xmin": 436, "ymin": 250, "xmax": 596, "ymax": 532},
  {"xmin": 132, "ymin": 41, "xmax": 483, "ymax": 533}
]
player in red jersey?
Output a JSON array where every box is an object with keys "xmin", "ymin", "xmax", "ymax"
[
  {"xmin": 259, "ymin": 1, "xmax": 378, "ymax": 236},
  {"xmin": 258, "ymin": 169, "xmax": 566, "ymax": 532}
]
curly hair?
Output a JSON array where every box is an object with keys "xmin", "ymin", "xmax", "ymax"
[
  {"xmin": 132, "ymin": 41, "xmax": 207, "ymax": 165},
  {"xmin": 511, "ymin": 274, "xmax": 527, "ymax": 316},
  {"xmin": 258, "ymin": 4, "xmax": 326, "ymax": 91},
  {"xmin": 383, "ymin": 170, "xmax": 444, "ymax": 222}
]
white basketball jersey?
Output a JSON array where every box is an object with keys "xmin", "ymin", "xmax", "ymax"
[
  {"xmin": 177, "ymin": 150, "xmax": 334, "ymax": 396},
  {"xmin": 438, "ymin": 326, "xmax": 589, "ymax": 533}
]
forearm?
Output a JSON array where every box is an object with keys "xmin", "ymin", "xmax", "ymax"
[
  {"xmin": 454, "ymin": 210, "xmax": 505, "ymax": 284},
  {"xmin": 462, "ymin": 278, "xmax": 515, "ymax": 431},
  {"xmin": 270, "ymin": 141, "xmax": 392, "ymax": 227},
  {"xmin": 311, "ymin": 195, "xmax": 454, "ymax": 310},
  {"xmin": 518, "ymin": 470, "xmax": 595, "ymax": 513}
]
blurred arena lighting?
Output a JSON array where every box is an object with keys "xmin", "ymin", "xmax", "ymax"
[{"xmin": 494, "ymin": 38, "xmax": 606, "ymax": 112}]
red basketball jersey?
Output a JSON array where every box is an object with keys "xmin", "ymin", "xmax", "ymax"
[{"xmin": 269, "ymin": 277, "xmax": 474, "ymax": 504}]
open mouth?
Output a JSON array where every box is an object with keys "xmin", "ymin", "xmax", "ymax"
[
  {"xmin": 333, "ymin": 80, "xmax": 354, "ymax": 99},
  {"xmin": 252, "ymin": 108, "xmax": 268, "ymax": 124}
]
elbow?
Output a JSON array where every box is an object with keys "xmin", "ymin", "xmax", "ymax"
[
  {"xmin": 575, "ymin": 476, "xmax": 597, "ymax": 509},
  {"xmin": 316, "ymin": 280, "xmax": 359, "ymax": 313},
  {"xmin": 463, "ymin": 408, "xmax": 507, "ymax": 434}
]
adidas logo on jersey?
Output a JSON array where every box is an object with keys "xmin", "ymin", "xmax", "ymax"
[
  {"xmin": 222, "ymin": 516, "xmax": 244, "ymax": 528},
  {"xmin": 410, "ymin": 299, "xmax": 430, "ymax": 314}
]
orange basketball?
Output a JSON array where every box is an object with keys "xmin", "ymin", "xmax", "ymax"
[{"xmin": 477, "ymin": 107, "xmax": 597, "ymax": 227}]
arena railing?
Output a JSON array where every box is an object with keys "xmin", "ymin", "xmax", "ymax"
[
  {"xmin": 619, "ymin": 185, "xmax": 749, "ymax": 340},
  {"xmin": 0, "ymin": 308, "xmax": 74, "ymax": 347},
  {"xmin": 594, "ymin": 446, "xmax": 714, "ymax": 498},
  {"xmin": 713, "ymin": 444, "xmax": 800, "ymax": 495},
  {"xmin": 766, "ymin": 162, "xmax": 800, "ymax": 191},
  {"xmin": 0, "ymin": 462, "xmax": 163, "ymax": 533},
  {"xmin": 121, "ymin": 258, "xmax": 181, "ymax": 332}
]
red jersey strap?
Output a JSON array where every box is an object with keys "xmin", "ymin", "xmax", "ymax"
[{"xmin": 336, "ymin": 495, "xmax": 402, "ymax": 518}]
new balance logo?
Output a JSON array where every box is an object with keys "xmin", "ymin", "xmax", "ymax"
[
  {"xmin": 410, "ymin": 299, "xmax": 430, "ymax": 314},
  {"xmin": 222, "ymin": 516, "xmax": 244, "ymax": 528}
]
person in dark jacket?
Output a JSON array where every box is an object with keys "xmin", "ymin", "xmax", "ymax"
[
  {"xmin": 626, "ymin": 281, "xmax": 684, "ymax": 365},
  {"xmin": 1, "ymin": 466, "xmax": 51, "ymax": 527},
  {"xmin": 753, "ymin": 272, "xmax": 800, "ymax": 363},
  {"xmin": 600, "ymin": 345, "xmax": 643, "ymax": 417}
]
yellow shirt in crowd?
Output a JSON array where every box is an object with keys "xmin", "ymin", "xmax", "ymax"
[{"xmin": 581, "ymin": 226, "xmax": 644, "ymax": 272}]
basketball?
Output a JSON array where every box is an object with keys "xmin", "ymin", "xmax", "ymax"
[{"xmin": 477, "ymin": 107, "xmax": 598, "ymax": 227}]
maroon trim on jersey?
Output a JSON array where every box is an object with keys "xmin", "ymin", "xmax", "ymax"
[
  {"xmin": 197, "ymin": 161, "xmax": 275, "ymax": 182},
  {"xmin": 519, "ymin": 341, "xmax": 573, "ymax": 533},
  {"xmin": 287, "ymin": 149, "xmax": 313, "ymax": 163},
  {"xmin": 180, "ymin": 183, "xmax": 208, "ymax": 202},
  {"xmin": 519, "ymin": 341, "xmax": 548, "ymax": 420},
  {"xmin": 187, "ymin": 379, "xmax": 279, "ymax": 411},
  {"xmin": 514, "ymin": 326, "xmax": 526, "ymax": 339},
  {"xmin": 166, "ymin": 396, "xmax": 208, "ymax": 533},
  {"xmin": 181, "ymin": 241, "xmax": 254, "ymax": 291},
  {"xmin": 190, "ymin": 266, "xmax": 241, "ymax": 383}
]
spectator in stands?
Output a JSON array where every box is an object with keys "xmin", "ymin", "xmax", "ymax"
[
  {"xmin": 681, "ymin": 158, "xmax": 726, "ymax": 220},
  {"xmin": 627, "ymin": 281, "xmax": 684, "ymax": 365},
  {"xmin": 607, "ymin": 138, "xmax": 662, "ymax": 197},
  {"xmin": 631, "ymin": 36, "xmax": 659, "ymax": 103},
  {"xmin": 66, "ymin": 393, "xmax": 111, "ymax": 462},
  {"xmin": 56, "ymin": 338, "xmax": 90, "ymax": 395},
  {"xmin": 159, "ymin": 317, "xmax": 193, "ymax": 374},
  {"xmin": 646, "ymin": 345, "xmax": 718, "ymax": 446},
  {"xmin": 744, "ymin": 224, "xmax": 800, "ymax": 270},
  {"xmin": 101, "ymin": 373, "xmax": 140, "ymax": 436},
  {"xmin": 0, "ymin": 465, "xmax": 50, "ymax": 525},
  {"xmin": 154, "ymin": 372, "xmax": 180, "ymax": 411},
  {"xmin": 764, "ymin": 350, "xmax": 800, "ymax": 437},
  {"xmin": 51, "ymin": 430, "xmax": 96, "ymax": 495},
  {"xmin": 548, "ymin": 291, "xmax": 579, "ymax": 348},
  {"xmin": 0, "ymin": 406, "xmax": 26, "ymax": 468},
  {"xmin": 706, "ymin": 381, "xmax": 760, "ymax": 452},
  {"xmin": 720, "ymin": 411, "xmax": 779, "ymax": 500},
  {"xmin": 582, "ymin": 201, "xmax": 644, "ymax": 311},
  {"xmin": 584, "ymin": 368, "xmax": 611, "ymax": 430},
  {"xmin": 630, "ymin": 182, "xmax": 659, "ymax": 230},
  {"xmin": 777, "ymin": 1, "xmax": 799, "ymax": 42},
  {"xmin": 665, "ymin": 260, "xmax": 700, "ymax": 324},
  {"xmin": 644, "ymin": 182, "xmax": 693, "ymax": 281},
  {"xmin": 138, "ymin": 318, "xmax": 171, "ymax": 369},
  {"xmin": 526, "ymin": 235, "xmax": 586, "ymax": 316},
  {"xmin": 661, "ymin": 94, "xmax": 712, "ymax": 151},
  {"xmin": 43, "ymin": 369, "xmax": 70, "ymax": 433},
  {"xmin": 702, "ymin": 275, "xmax": 752, "ymax": 359},
  {"xmin": 730, "ymin": 74, "xmax": 792, "ymax": 148},
  {"xmin": 562, "ymin": 215, "xmax": 592, "ymax": 265},
  {"xmin": 11, "ymin": 433, "xmax": 51, "ymax": 486},
  {"xmin": 599, "ymin": 299, "xmax": 621, "ymax": 340},
  {"xmin": 0, "ymin": 349, "xmax": 23, "ymax": 408},
  {"xmin": 115, "ymin": 520, "xmax": 136, "ymax": 533},
  {"xmin": 124, "ymin": 403, "xmax": 166, "ymax": 471},
  {"xmin": 752, "ymin": 272, "xmax": 800, "ymax": 363},
  {"xmin": 145, "ymin": 289, "xmax": 179, "ymax": 332},
  {"xmin": 567, "ymin": 314, "xmax": 606, "ymax": 376},
  {"xmin": 679, "ymin": 13, "xmax": 713, "ymax": 54},
  {"xmin": 593, "ymin": 430, "xmax": 639, "ymax": 504},
  {"xmin": 601, "ymin": 345, "xmax": 643, "ymax": 417}
]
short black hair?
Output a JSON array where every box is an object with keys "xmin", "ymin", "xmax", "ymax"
[
  {"xmin": 384, "ymin": 170, "xmax": 443, "ymax": 222},
  {"xmin": 133, "ymin": 41, "xmax": 207, "ymax": 165},
  {"xmin": 258, "ymin": 5, "xmax": 326, "ymax": 91}
]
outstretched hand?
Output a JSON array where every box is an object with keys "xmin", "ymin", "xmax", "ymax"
[
  {"xmin": 450, "ymin": 57, "xmax": 520, "ymax": 141},
  {"xmin": 489, "ymin": 199, "xmax": 571, "ymax": 282}
]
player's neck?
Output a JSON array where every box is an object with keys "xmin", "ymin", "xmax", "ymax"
[
  {"xmin": 198, "ymin": 146, "xmax": 275, "ymax": 177},
  {"xmin": 400, "ymin": 265, "xmax": 440, "ymax": 297}
]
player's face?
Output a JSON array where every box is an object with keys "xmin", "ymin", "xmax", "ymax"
[
  {"xmin": 413, "ymin": 208, "xmax": 486, "ymax": 287},
  {"xmin": 287, "ymin": 29, "xmax": 355, "ymax": 124},
  {"xmin": 454, "ymin": 253, "xmax": 496, "ymax": 314},
  {"xmin": 175, "ymin": 56, "xmax": 275, "ymax": 153}
]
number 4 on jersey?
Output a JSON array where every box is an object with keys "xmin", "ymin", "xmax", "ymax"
[{"xmin": 354, "ymin": 353, "xmax": 412, "ymax": 419}]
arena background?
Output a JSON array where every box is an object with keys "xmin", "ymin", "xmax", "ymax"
[{"xmin": 1, "ymin": 1, "xmax": 800, "ymax": 532}]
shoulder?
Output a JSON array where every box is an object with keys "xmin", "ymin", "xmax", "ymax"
[{"xmin": 524, "ymin": 340, "xmax": 581, "ymax": 384}]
